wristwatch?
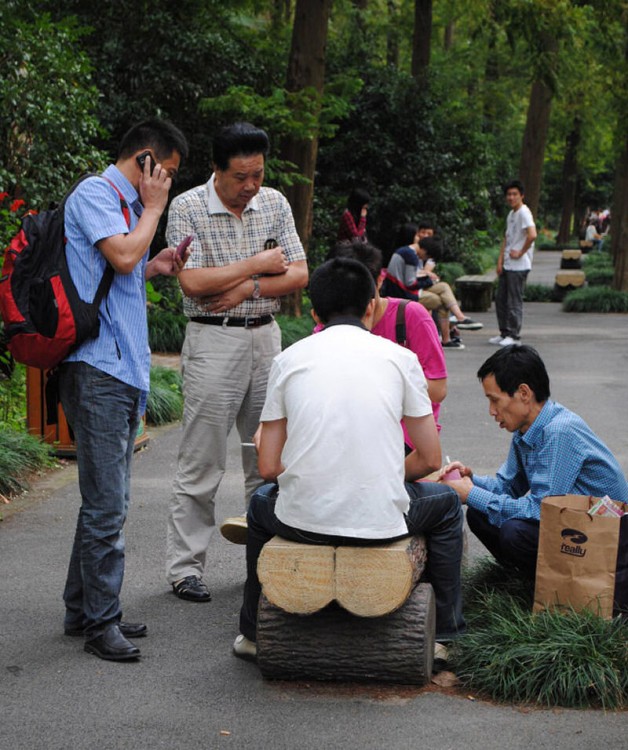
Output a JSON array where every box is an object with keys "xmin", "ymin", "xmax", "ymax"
[{"xmin": 252, "ymin": 278, "xmax": 261, "ymax": 300}]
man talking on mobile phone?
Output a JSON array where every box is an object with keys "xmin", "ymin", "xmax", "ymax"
[{"xmin": 165, "ymin": 122, "xmax": 308, "ymax": 603}]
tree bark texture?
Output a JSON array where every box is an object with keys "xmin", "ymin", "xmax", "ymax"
[
  {"xmin": 387, "ymin": 0, "xmax": 400, "ymax": 67},
  {"xmin": 611, "ymin": 135, "xmax": 628, "ymax": 291},
  {"xmin": 280, "ymin": 0, "xmax": 331, "ymax": 314},
  {"xmin": 518, "ymin": 78, "xmax": 553, "ymax": 219},
  {"xmin": 257, "ymin": 582, "xmax": 436, "ymax": 685},
  {"xmin": 411, "ymin": 0, "xmax": 433, "ymax": 81},
  {"xmin": 557, "ymin": 119, "xmax": 581, "ymax": 243}
]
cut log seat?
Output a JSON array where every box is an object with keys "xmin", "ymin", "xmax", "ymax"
[
  {"xmin": 553, "ymin": 269, "xmax": 586, "ymax": 301},
  {"xmin": 560, "ymin": 249, "xmax": 582, "ymax": 269},
  {"xmin": 257, "ymin": 535, "xmax": 427, "ymax": 617},
  {"xmin": 257, "ymin": 583, "xmax": 436, "ymax": 685}
]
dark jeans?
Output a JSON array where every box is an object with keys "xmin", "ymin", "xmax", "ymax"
[
  {"xmin": 59, "ymin": 362, "xmax": 141, "ymax": 636},
  {"xmin": 495, "ymin": 270, "xmax": 529, "ymax": 339},
  {"xmin": 466, "ymin": 506, "xmax": 540, "ymax": 579},
  {"xmin": 239, "ymin": 482, "xmax": 466, "ymax": 643}
]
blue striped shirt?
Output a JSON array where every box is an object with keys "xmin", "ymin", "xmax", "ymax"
[
  {"xmin": 468, "ymin": 400, "xmax": 628, "ymax": 526},
  {"xmin": 63, "ymin": 165, "xmax": 151, "ymax": 394}
]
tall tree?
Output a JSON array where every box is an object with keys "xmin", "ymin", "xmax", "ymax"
[
  {"xmin": 411, "ymin": 0, "xmax": 433, "ymax": 80},
  {"xmin": 556, "ymin": 119, "xmax": 581, "ymax": 243},
  {"xmin": 280, "ymin": 0, "xmax": 332, "ymax": 258}
]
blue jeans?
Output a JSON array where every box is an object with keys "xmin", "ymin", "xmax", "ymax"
[
  {"xmin": 239, "ymin": 482, "xmax": 465, "ymax": 643},
  {"xmin": 466, "ymin": 506, "xmax": 539, "ymax": 580},
  {"xmin": 59, "ymin": 362, "xmax": 141, "ymax": 636}
]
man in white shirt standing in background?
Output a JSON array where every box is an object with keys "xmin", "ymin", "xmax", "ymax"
[{"xmin": 490, "ymin": 180, "xmax": 537, "ymax": 348}]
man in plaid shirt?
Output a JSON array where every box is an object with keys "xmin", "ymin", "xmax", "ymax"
[{"xmin": 165, "ymin": 122, "xmax": 308, "ymax": 602}]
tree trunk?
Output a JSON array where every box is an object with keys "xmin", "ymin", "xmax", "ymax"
[
  {"xmin": 556, "ymin": 118, "xmax": 581, "ymax": 243},
  {"xmin": 387, "ymin": 0, "xmax": 400, "ymax": 67},
  {"xmin": 444, "ymin": 22, "xmax": 454, "ymax": 51},
  {"xmin": 411, "ymin": 0, "xmax": 432, "ymax": 81},
  {"xmin": 257, "ymin": 583, "xmax": 436, "ymax": 685},
  {"xmin": 280, "ymin": 0, "xmax": 332, "ymax": 314},
  {"xmin": 611, "ymin": 135, "xmax": 628, "ymax": 291},
  {"xmin": 518, "ymin": 78, "xmax": 553, "ymax": 219}
]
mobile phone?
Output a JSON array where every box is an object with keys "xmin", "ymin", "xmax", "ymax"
[
  {"xmin": 264, "ymin": 239, "xmax": 278, "ymax": 250},
  {"xmin": 136, "ymin": 150, "xmax": 156, "ymax": 175},
  {"xmin": 175, "ymin": 235, "xmax": 193, "ymax": 260}
]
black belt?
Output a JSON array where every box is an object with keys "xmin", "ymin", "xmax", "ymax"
[{"xmin": 190, "ymin": 315, "xmax": 274, "ymax": 329}]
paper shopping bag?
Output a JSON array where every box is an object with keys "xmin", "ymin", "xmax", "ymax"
[{"xmin": 533, "ymin": 495, "xmax": 628, "ymax": 619}]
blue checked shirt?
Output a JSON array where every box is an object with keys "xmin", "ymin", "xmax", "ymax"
[
  {"xmin": 468, "ymin": 400, "xmax": 628, "ymax": 527},
  {"xmin": 166, "ymin": 175, "xmax": 306, "ymax": 319},
  {"xmin": 63, "ymin": 165, "xmax": 151, "ymax": 395}
]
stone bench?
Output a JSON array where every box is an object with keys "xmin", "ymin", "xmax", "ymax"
[
  {"xmin": 560, "ymin": 249, "xmax": 582, "ymax": 269},
  {"xmin": 256, "ymin": 535, "xmax": 435, "ymax": 685},
  {"xmin": 554, "ymin": 269, "xmax": 586, "ymax": 301},
  {"xmin": 454, "ymin": 271, "xmax": 497, "ymax": 312}
]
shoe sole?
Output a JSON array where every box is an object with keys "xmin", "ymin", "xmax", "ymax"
[
  {"xmin": 172, "ymin": 590, "xmax": 211, "ymax": 602},
  {"xmin": 220, "ymin": 520, "xmax": 248, "ymax": 545},
  {"xmin": 456, "ymin": 323, "xmax": 483, "ymax": 330},
  {"xmin": 65, "ymin": 629, "xmax": 147, "ymax": 639},
  {"xmin": 84, "ymin": 644, "xmax": 140, "ymax": 661},
  {"xmin": 233, "ymin": 646, "xmax": 257, "ymax": 663}
]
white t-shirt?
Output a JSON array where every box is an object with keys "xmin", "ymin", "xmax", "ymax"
[
  {"xmin": 504, "ymin": 204, "xmax": 535, "ymax": 271},
  {"xmin": 585, "ymin": 224, "xmax": 598, "ymax": 242},
  {"xmin": 260, "ymin": 323, "xmax": 433, "ymax": 539}
]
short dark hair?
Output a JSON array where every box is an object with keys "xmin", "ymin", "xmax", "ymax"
[
  {"xmin": 418, "ymin": 236, "xmax": 443, "ymax": 262},
  {"xmin": 395, "ymin": 222, "xmax": 418, "ymax": 248},
  {"xmin": 327, "ymin": 239, "xmax": 383, "ymax": 283},
  {"xmin": 310, "ymin": 257, "xmax": 375, "ymax": 323},
  {"xmin": 346, "ymin": 188, "xmax": 371, "ymax": 223},
  {"xmin": 212, "ymin": 122, "xmax": 269, "ymax": 171},
  {"xmin": 477, "ymin": 345, "xmax": 550, "ymax": 402},
  {"xmin": 504, "ymin": 179, "xmax": 525, "ymax": 195},
  {"xmin": 418, "ymin": 219, "xmax": 435, "ymax": 232},
  {"xmin": 118, "ymin": 119, "xmax": 189, "ymax": 162}
]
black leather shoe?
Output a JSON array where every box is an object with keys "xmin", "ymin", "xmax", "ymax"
[
  {"xmin": 172, "ymin": 575, "xmax": 212, "ymax": 602},
  {"xmin": 65, "ymin": 621, "xmax": 147, "ymax": 638},
  {"xmin": 84, "ymin": 625, "xmax": 141, "ymax": 661}
]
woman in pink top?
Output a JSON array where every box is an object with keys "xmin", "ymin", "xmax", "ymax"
[{"xmin": 325, "ymin": 239, "xmax": 447, "ymax": 441}]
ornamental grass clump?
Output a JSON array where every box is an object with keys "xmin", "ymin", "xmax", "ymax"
[
  {"xmin": 455, "ymin": 560, "xmax": 628, "ymax": 709},
  {"xmin": 146, "ymin": 366, "xmax": 183, "ymax": 426},
  {"xmin": 562, "ymin": 287, "xmax": 628, "ymax": 313},
  {"xmin": 0, "ymin": 430, "xmax": 54, "ymax": 497}
]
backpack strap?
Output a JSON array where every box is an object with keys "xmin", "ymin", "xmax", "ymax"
[
  {"xmin": 91, "ymin": 176, "xmax": 132, "ymax": 309},
  {"xmin": 395, "ymin": 300, "xmax": 410, "ymax": 346}
]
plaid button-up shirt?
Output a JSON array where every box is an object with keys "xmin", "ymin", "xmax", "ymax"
[{"xmin": 166, "ymin": 175, "xmax": 306, "ymax": 318}]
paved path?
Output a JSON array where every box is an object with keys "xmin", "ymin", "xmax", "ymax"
[{"xmin": 1, "ymin": 264, "xmax": 627, "ymax": 749}]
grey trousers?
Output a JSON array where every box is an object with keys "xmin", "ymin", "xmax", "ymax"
[
  {"xmin": 166, "ymin": 320, "xmax": 281, "ymax": 583},
  {"xmin": 495, "ymin": 270, "xmax": 529, "ymax": 339}
]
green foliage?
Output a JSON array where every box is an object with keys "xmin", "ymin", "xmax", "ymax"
[
  {"xmin": 524, "ymin": 284, "xmax": 555, "ymax": 302},
  {"xmin": 0, "ymin": 429, "xmax": 54, "ymax": 497},
  {"xmin": 276, "ymin": 313, "xmax": 314, "ymax": 350},
  {"xmin": 0, "ymin": 360, "xmax": 26, "ymax": 430},
  {"xmin": 562, "ymin": 287, "xmax": 628, "ymax": 312},
  {"xmin": 147, "ymin": 309, "xmax": 187, "ymax": 353},
  {"xmin": 146, "ymin": 366, "xmax": 183, "ymax": 426},
  {"xmin": 0, "ymin": 6, "xmax": 106, "ymax": 208},
  {"xmin": 438, "ymin": 262, "xmax": 466, "ymax": 287},
  {"xmin": 455, "ymin": 561, "xmax": 628, "ymax": 709},
  {"xmin": 585, "ymin": 267, "xmax": 615, "ymax": 287},
  {"xmin": 583, "ymin": 251, "xmax": 613, "ymax": 270}
]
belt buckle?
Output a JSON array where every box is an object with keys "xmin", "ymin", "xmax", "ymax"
[{"xmin": 244, "ymin": 315, "xmax": 260, "ymax": 329}]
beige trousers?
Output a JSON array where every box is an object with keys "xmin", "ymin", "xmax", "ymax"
[{"xmin": 166, "ymin": 320, "xmax": 281, "ymax": 583}]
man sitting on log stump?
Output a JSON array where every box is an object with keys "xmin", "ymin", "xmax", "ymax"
[{"xmin": 233, "ymin": 257, "xmax": 466, "ymax": 662}]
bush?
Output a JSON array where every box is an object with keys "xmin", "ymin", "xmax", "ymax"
[
  {"xmin": 146, "ymin": 366, "xmax": 183, "ymax": 425},
  {"xmin": 438, "ymin": 262, "xmax": 466, "ymax": 287},
  {"xmin": 147, "ymin": 309, "xmax": 187, "ymax": 353},
  {"xmin": 455, "ymin": 560, "xmax": 628, "ymax": 708},
  {"xmin": 585, "ymin": 268, "xmax": 615, "ymax": 287},
  {"xmin": 524, "ymin": 284, "xmax": 555, "ymax": 302},
  {"xmin": 562, "ymin": 287, "xmax": 628, "ymax": 313},
  {"xmin": 0, "ymin": 430, "xmax": 54, "ymax": 497},
  {"xmin": 276, "ymin": 313, "xmax": 314, "ymax": 349}
]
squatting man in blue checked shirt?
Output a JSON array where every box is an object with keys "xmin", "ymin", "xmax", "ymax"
[{"xmin": 439, "ymin": 345, "xmax": 628, "ymax": 580}]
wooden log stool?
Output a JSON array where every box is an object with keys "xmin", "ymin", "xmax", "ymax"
[
  {"xmin": 579, "ymin": 240, "xmax": 593, "ymax": 253},
  {"xmin": 553, "ymin": 269, "xmax": 586, "ymax": 301},
  {"xmin": 256, "ymin": 535, "xmax": 436, "ymax": 685},
  {"xmin": 560, "ymin": 249, "xmax": 582, "ymax": 270}
]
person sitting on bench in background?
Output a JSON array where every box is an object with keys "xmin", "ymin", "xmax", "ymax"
[{"xmin": 233, "ymin": 257, "xmax": 465, "ymax": 662}]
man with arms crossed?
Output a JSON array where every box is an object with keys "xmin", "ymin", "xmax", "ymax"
[
  {"xmin": 166, "ymin": 122, "xmax": 308, "ymax": 602},
  {"xmin": 440, "ymin": 345, "xmax": 628, "ymax": 579},
  {"xmin": 233, "ymin": 257, "xmax": 465, "ymax": 661}
]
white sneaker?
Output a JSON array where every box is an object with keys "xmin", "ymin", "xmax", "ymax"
[
  {"xmin": 499, "ymin": 336, "xmax": 521, "ymax": 347},
  {"xmin": 488, "ymin": 335, "xmax": 503, "ymax": 345},
  {"xmin": 233, "ymin": 634, "xmax": 257, "ymax": 662}
]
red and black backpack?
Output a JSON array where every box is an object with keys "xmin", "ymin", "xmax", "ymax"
[{"xmin": 0, "ymin": 175, "xmax": 130, "ymax": 370}]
